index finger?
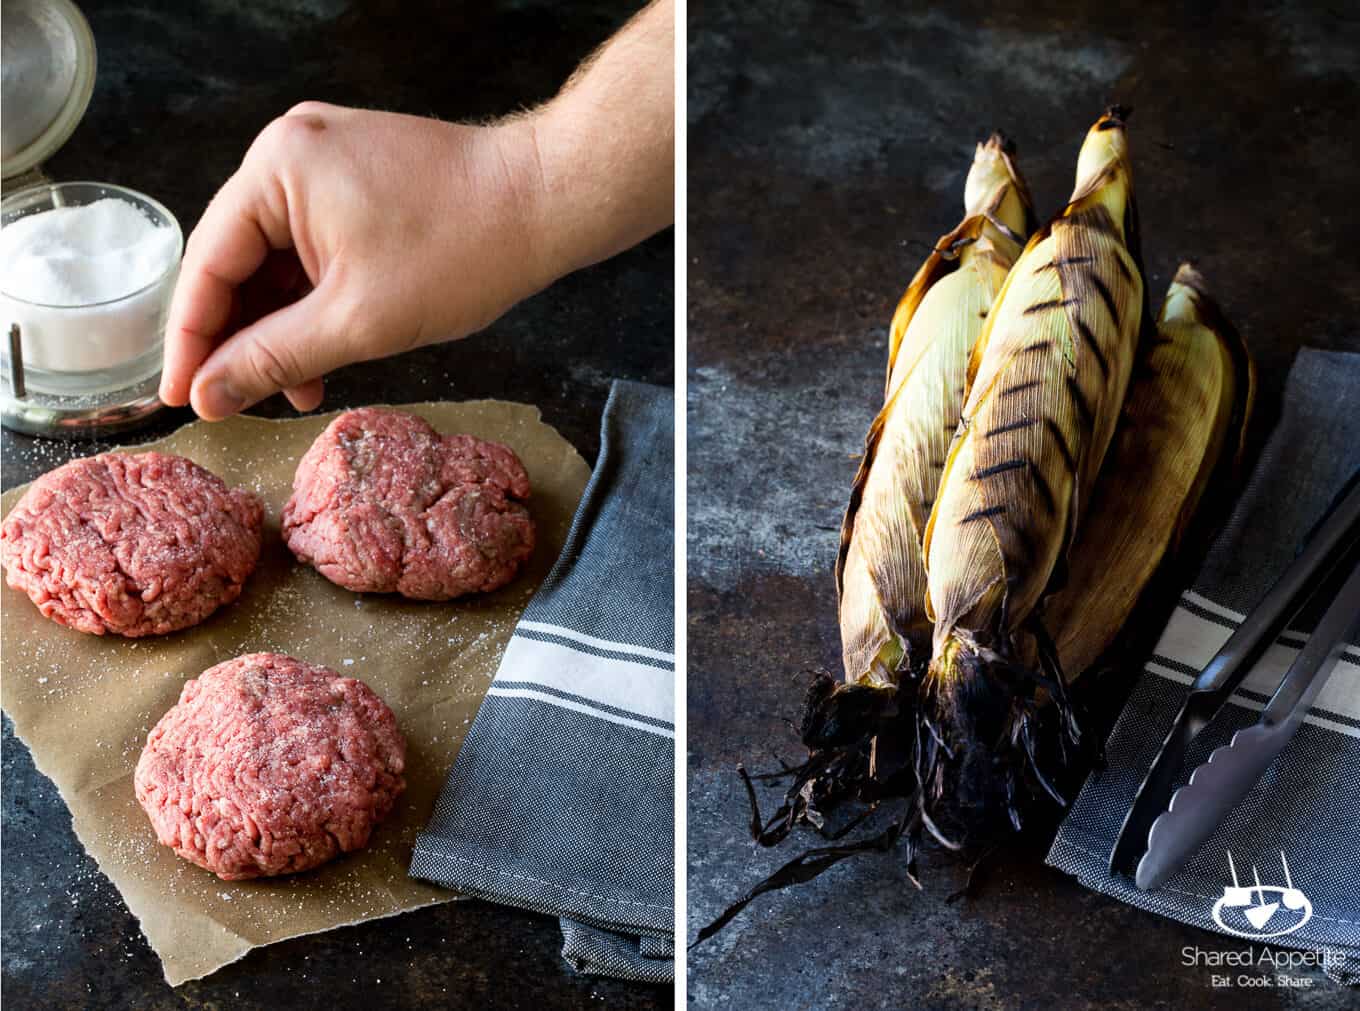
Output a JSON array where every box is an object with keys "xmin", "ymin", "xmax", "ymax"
[{"xmin": 159, "ymin": 170, "xmax": 280, "ymax": 407}]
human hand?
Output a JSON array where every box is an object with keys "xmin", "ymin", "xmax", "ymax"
[
  {"xmin": 160, "ymin": 106, "xmax": 550, "ymax": 419},
  {"xmin": 162, "ymin": 0, "xmax": 673, "ymax": 421}
]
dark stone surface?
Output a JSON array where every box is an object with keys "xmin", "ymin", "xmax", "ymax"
[
  {"xmin": 2, "ymin": 1, "xmax": 671, "ymax": 1008},
  {"xmin": 686, "ymin": 2, "xmax": 1357, "ymax": 1008}
]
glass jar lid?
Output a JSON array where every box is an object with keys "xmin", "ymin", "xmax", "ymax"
[{"xmin": 1, "ymin": 0, "xmax": 97, "ymax": 180}]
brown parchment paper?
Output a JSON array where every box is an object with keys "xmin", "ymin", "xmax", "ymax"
[{"xmin": 0, "ymin": 401, "xmax": 591, "ymax": 985}]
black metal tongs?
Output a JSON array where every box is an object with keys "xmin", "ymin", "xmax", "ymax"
[{"xmin": 1110, "ymin": 474, "xmax": 1360, "ymax": 888}]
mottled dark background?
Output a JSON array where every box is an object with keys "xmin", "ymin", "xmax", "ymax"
[
  {"xmin": 2, "ymin": 1, "xmax": 671, "ymax": 1008},
  {"xmin": 687, "ymin": 2, "xmax": 1358, "ymax": 1008}
]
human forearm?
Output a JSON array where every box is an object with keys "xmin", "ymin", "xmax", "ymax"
[{"xmin": 521, "ymin": 0, "xmax": 675, "ymax": 284}]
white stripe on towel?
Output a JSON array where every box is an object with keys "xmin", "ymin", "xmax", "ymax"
[
  {"xmin": 487, "ymin": 687, "xmax": 675, "ymax": 739},
  {"xmin": 494, "ymin": 635, "xmax": 674, "ymax": 724},
  {"xmin": 1148, "ymin": 604, "xmax": 1360, "ymax": 728},
  {"xmin": 517, "ymin": 621, "xmax": 676, "ymax": 664}
]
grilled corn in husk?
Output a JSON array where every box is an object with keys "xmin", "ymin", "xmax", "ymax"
[
  {"xmin": 697, "ymin": 110, "xmax": 1258, "ymax": 947},
  {"xmin": 1044, "ymin": 264, "xmax": 1255, "ymax": 679},
  {"xmin": 837, "ymin": 135, "xmax": 1033, "ymax": 696},
  {"xmin": 917, "ymin": 107, "xmax": 1145, "ymax": 825}
]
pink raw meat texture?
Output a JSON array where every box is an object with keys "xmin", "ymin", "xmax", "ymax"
[
  {"xmin": 0, "ymin": 451, "xmax": 264, "ymax": 637},
  {"xmin": 282, "ymin": 407, "xmax": 534, "ymax": 599},
  {"xmin": 134, "ymin": 652, "xmax": 406, "ymax": 880}
]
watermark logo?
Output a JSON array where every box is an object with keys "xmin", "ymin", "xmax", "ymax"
[{"xmin": 1211, "ymin": 850, "xmax": 1312, "ymax": 939}]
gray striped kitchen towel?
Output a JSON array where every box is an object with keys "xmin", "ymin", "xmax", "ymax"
[
  {"xmin": 410, "ymin": 380, "xmax": 675, "ymax": 984},
  {"xmin": 1047, "ymin": 348, "xmax": 1360, "ymax": 986}
]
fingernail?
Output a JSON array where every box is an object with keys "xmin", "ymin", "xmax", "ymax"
[{"xmin": 198, "ymin": 378, "xmax": 245, "ymax": 419}]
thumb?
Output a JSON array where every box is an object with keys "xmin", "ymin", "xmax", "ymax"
[{"xmin": 188, "ymin": 288, "xmax": 356, "ymax": 420}]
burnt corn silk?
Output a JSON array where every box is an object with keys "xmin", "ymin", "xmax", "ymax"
[
  {"xmin": 921, "ymin": 107, "xmax": 1144, "ymax": 826},
  {"xmin": 837, "ymin": 135, "xmax": 1034, "ymax": 694}
]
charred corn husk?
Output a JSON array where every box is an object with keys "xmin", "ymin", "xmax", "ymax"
[
  {"xmin": 924, "ymin": 108, "xmax": 1144, "ymax": 682},
  {"xmin": 920, "ymin": 107, "xmax": 1146, "ymax": 820},
  {"xmin": 837, "ymin": 136, "xmax": 1032, "ymax": 691},
  {"xmin": 1045, "ymin": 264, "xmax": 1255, "ymax": 678}
]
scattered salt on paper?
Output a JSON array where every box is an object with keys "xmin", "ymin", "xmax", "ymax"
[{"xmin": 0, "ymin": 401, "xmax": 591, "ymax": 986}]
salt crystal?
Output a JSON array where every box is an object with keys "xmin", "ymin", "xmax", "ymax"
[
  {"xmin": 0, "ymin": 197, "xmax": 179, "ymax": 374},
  {"xmin": 0, "ymin": 199, "xmax": 176, "ymax": 305}
]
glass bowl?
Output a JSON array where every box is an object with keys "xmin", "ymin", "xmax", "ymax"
[{"xmin": 1, "ymin": 180, "xmax": 182, "ymax": 397}]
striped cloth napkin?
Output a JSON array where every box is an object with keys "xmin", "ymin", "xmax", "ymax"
[
  {"xmin": 410, "ymin": 380, "xmax": 675, "ymax": 983},
  {"xmin": 1048, "ymin": 348, "xmax": 1359, "ymax": 986}
]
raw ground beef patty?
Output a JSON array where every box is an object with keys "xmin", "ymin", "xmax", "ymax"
[
  {"xmin": 282, "ymin": 407, "xmax": 535, "ymax": 599},
  {"xmin": 0, "ymin": 452, "xmax": 263, "ymax": 637},
  {"xmin": 135, "ymin": 653, "xmax": 406, "ymax": 880}
]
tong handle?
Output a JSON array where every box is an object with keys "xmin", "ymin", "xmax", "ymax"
[
  {"xmin": 1262, "ymin": 554, "xmax": 1360, "ymax": 727},
  {"xmin": 1190, "ymin": 479, "xmax": 1360, "ymax": 697}
]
